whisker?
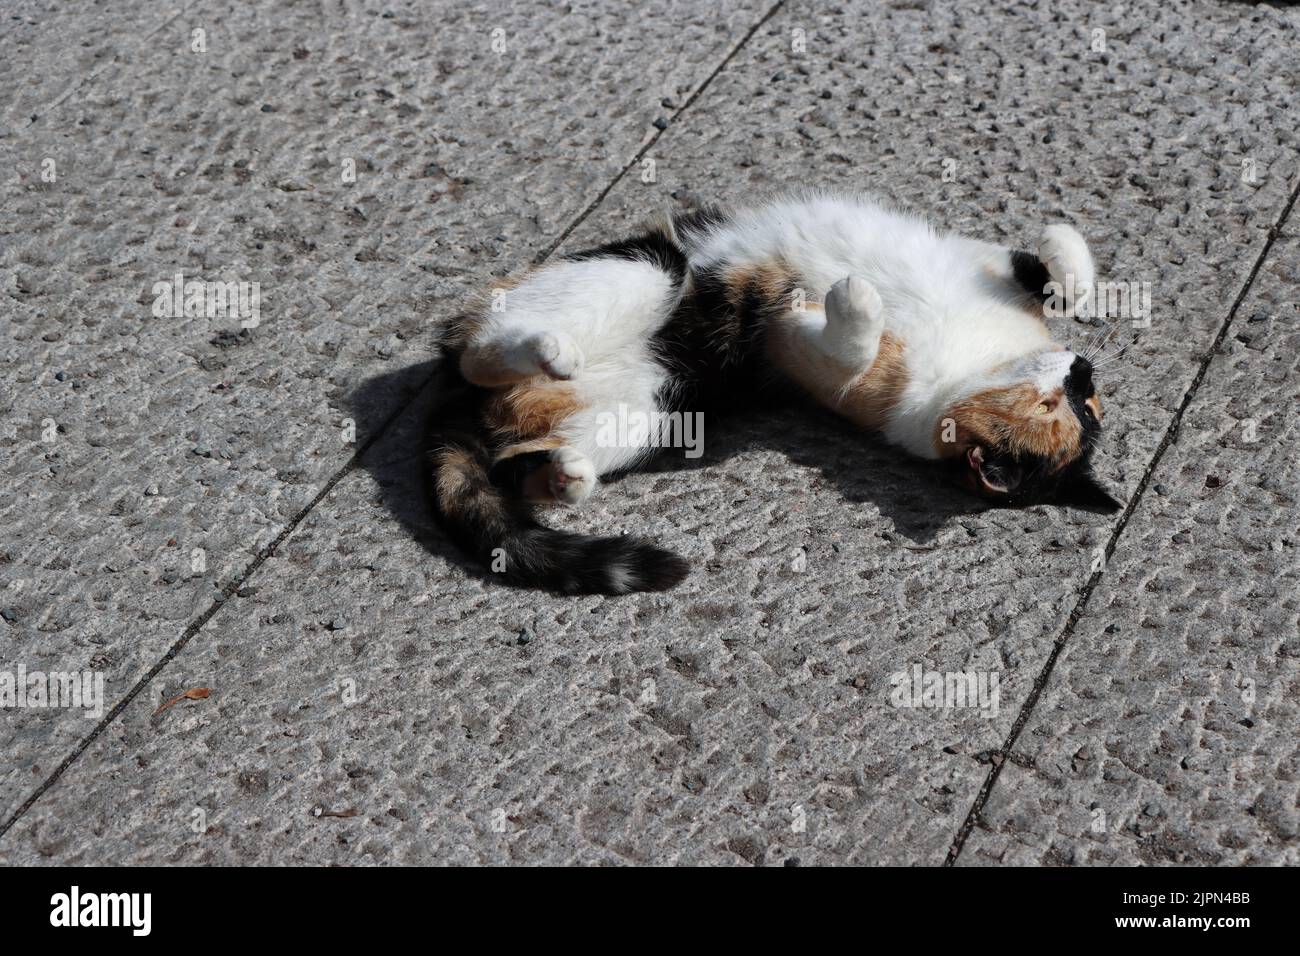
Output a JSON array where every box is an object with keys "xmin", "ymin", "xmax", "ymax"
[
  {"xmin": 1079, "ymin": 323, "xmax": 1122, "ymax": 365},
  {"xmin": 1089, "ymin": 341, "xmax": 1131, "ymax": 373},
  {"xmin": 1090, "ymin": 352, "xmax": 1129, "ymax": 372},
  {"xmin": 1091, "ymin": 345, "xmax": 1125, "ymax": 361},
  {"xmin": 1091, "ymin": 333, "xmax": 1126, "ymax": 356}
]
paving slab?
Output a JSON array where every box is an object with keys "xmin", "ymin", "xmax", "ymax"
[
  {"xmin": 0, "ymin": 0, "xmax": 179, "ymax": 131},
  {"xmin": 957, "ymin": 237, "xmax": 1300, "ymax": 865},
  {"xmin": 3, "ymin": 0, "xmax": 1298, "ymax": 865},
  {"xmin": 0, "ymin": 0, "xmax": 773, "ymax": 819}
]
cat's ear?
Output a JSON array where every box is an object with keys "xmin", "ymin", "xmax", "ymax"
[{"xmin": 1056, "ymin": 470, "xmax": 1122, "ymax": 513}]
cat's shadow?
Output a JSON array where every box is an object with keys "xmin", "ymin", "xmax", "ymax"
[{"xmin": 345, "ymin": 358, "xmax": 994, "ymax": 582}]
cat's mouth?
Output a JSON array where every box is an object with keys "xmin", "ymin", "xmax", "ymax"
[
  {"xmin": 966, "ymin": 445, "xmax": 1022, "ymax": 497},
  {"xmin": 961, "ymin": 442, "xmax": 1122, "ymax": 512}
]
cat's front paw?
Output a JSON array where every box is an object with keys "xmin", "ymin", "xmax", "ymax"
[
  {"xmin": 821, "ymin": 276, "xmax": 885, "ymax": 368},
  {"xmin": 548, "ymin": 447, "xmax": 597, "ymax": 505},
  {"xmin": 525, "ymin": 330, "xmax": 585, "ymax": 380},
  {"xmin": 825, "ymin": 276, "xmax": 884, "ymax": 329},
  {"xmin": 1038, "ymin": 224, "xmax": 1095, "ymax": 319}
]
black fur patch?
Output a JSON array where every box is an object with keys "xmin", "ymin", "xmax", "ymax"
[
  {"xmin": 671, "ymin": 205, "xmax": 730, "ymax": 251},
  {"xmin": 488, "ymin": 449, "xmax": 552, "ymax": 493},
  {"xmin": 562, "ymin": 208, "xmax": 780, "ymax": 414},
  {"xmin": 565, "ymin": 230, "xmax": 688, "ymax": 283},
  {"xmin": 651, "ymin": 265, "xmax": 792, "ymax": 415},
  {"xmin": 1010, "ymin": 249, "xmax": 1051, "ymax": 302},
  {"xmin": 1063, "ymin": 355, "xmax": 1099, "ymax": 433}
]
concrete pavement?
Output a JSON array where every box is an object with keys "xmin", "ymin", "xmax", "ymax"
[{"xmin": 1, "ymin": 0, "xmax": 1297, "ymax": 865}]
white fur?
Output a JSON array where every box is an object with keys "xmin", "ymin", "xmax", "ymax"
[
  {"xmin": 690, "ymin": 193, "xmax": 1084, "ymax": 458},
  {"xmin": 469, "ymin": 256, "xmax": 679, "ymax": 485}
]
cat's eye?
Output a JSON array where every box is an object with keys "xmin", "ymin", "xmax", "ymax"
[{"xmin": 1035, "ymin": 402, "xmax": 1052, "ymax": 415}]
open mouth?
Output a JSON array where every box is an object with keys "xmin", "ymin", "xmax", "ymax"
[{"xmin": 966, "ymin": 445, "xmax": 1022, "ymax": 497}]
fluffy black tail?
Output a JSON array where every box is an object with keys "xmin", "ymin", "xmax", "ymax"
[{"xmin": 427, "ymin": 374, "xmax": 689, "ymax": 595}]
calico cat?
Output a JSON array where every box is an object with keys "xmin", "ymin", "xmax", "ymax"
[{"xmin": 428, "ymin": 193, "xmax": 1120, "ymax": 595}]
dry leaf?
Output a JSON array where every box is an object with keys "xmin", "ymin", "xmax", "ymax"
[{"xmin": 153, "ymin": 687, "xmax": 211, "ymax": 717}]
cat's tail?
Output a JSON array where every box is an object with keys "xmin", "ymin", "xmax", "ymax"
[{"xmin": 426, "ymin": 370, "xmax": 689, "ymax": 595}]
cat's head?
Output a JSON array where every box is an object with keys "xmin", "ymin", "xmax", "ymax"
[{"xmin": 935, "ymin": 349, "xmax": 1121, "ymax": 512}]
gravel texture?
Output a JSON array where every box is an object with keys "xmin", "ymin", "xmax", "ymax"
[{"xmin": 0, "ymin": 0, "xmax": 1297, "ymax": 865}]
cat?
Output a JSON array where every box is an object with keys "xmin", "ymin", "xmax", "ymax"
[{"xmin": 428, "ymin": 192, "xmax": 1120, "ymax": 595}]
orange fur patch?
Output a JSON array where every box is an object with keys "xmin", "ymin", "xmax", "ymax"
[
  {"xmin": 493, "ymin": 436, "xmax": 565, "ymax": 463},
  {"xmin": 460, "ymin": 341, "xmax": 516, "ymax": 386},
  {"xmin": 764, "ymin": 294, "xmax": 910, "ymax": 433},
  {"xmin": 936, "ymin": 383, "xmax": 1083, "ymax": 464},
  {"xmin": 432, "ymin": 446, "xmax": 476, "ymax": 501},
  {"xmin": 485, "ymin": 382, "xmax": 583, "ymax": 442},
  {"xmin": 725, "ymin": 260, "xmax": 795, "ymax": 310},
  {"xmin": 431, "ymin": 446, "xmax": 507, "ymax": 525},
  {"xmin": 841, "ymin": 332, "xmax": 910, "ymax": 431}
]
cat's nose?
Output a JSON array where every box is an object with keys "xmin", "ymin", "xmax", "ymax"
[{"xmin": 1067, "ymin": 355, "xmax": 1094, "ymax": 393}]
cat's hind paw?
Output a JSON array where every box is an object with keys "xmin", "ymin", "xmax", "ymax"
[{"xmin": 548, "ymin": 447, "xmax": 597, "ymax": 505}]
